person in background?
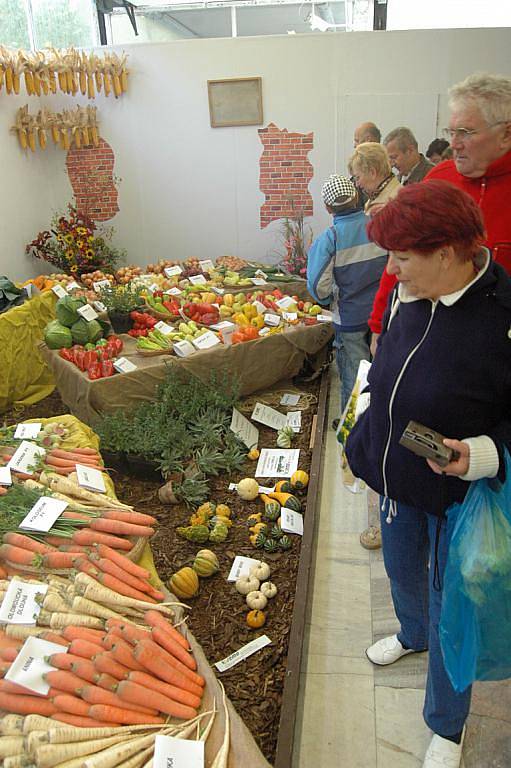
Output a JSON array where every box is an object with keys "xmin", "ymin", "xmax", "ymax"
[
  {"xmin": 349, "ymin": 142, "xmax": 401, "ymax": 216},
  {"xmin": 307, "ymin": 174, "xmax": 386, "ymax": 410},
  {"xmin": 441, "ymin": 146, "xmax": 454, "ymax": 160},
  {"xmin": 369, "ymin": 72, "xmax": 511, "ymax": 355},
  {"xmin": 426, "ymin": 137, "xmax": 450, "ymax": 164},
  {"xmin": 345, "ymin": 180, "xmax": 511, "ymax": 768},
  {"xmin": 353, "ymin": 121, "xmax": 381, "ymax": 148},
  {"xmin": 384, "ymin": 127, "xmax": 434, "ymax": 184}
]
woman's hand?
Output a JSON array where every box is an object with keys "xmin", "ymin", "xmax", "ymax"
[{"xmin": 427, "ymin": 439, "xmax": 470, "ymax": 477}]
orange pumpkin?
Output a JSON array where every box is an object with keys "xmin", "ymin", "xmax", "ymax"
[{"xmin": 246, "ymin": 609, "xmax": 266, "ymax": 629}]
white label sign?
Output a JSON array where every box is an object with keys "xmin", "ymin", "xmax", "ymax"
[
  {"xmin": 253, "ymin": 300, "xmax": 266, "ymax": 315},
  {"xmin": 148, "ymin": 283, "xmax": 160, "ymax": 293},
  {"xmin": 164, "ymin": 265, "xmax": 183, "ymax": 277},
  {"xmin": 66, "ymin": 281, "xmax": 80, "ymax": 291},
  {"xmin": 188, "ymin": 274, "xmax": 207, "ymax": 285},
  {"xmin": 198, "ymin": 259, "xmax": 215, "ymax": 272},
  {"xmin": 154, "ymin": 735, "xmax": 204, "ymax": 768},
  {"xmin": 75, "ymin": 464, "xmax": 106, "ymax": 493},
  {"xmin": 113, "ymin": 357, "xmax": 137, "ymax": 374},
  {"xmin": 52, "ymin": 285, "xmax": 68, "ymax": 298},
  {"xmin": 280, "ymin": 393, "xmax": 300, "ymax": 406},
  {"xmin": 7, "ymin": 441, "xmax": 46, "ymax": 475},
  {"xmin": 155, "ymin": 321, "xmax": 174, "ymax": 335},
  {"xmin": 287, "ymin": 411, "xmax": 302, "ymax": 433},
  {"xmin": 215, "ymin": 635, "xmax": 272, "ymax": 672},
  {"xmin": 228, "ymin": 482, "xmax": 275, "ymax": 494},
  {"xmin": 259, "ymin": 327, "xmax": 270, "ymax": 337},
  {"xmin": 255, "ymin": 269, "xmax": 268, "ymax": 279},
  {"xmin": 283, "ymin": 312, "xmax": 298, "ymax": 322},
  {"xmin": 230, "ymin": 408, "xmax": 259, "ymax": 449},
  {"xmin": 264, "ymin": 313, "xmax": 281, "ymax": 327},
  {"xmin": 317, "ymin": 314, "xmax": 334, "ymax": 323},
  {"xmin": 77, "ymin": 304, "xmax": 99, "ymax": 322},
  {"xmin": 250, "ymin": 278, "xmax": 267, "ymax": 286},
  {"xmin": 212, "ymin": 286, "xmax": 225, "ymax": 295},
  {"xmin": 227, "ymin": 556, "xmax": 263, "ymax": 583},
  {"xmin": 173, "ymin": 340, "xmax": 195, "ymax": 358},
  {"xmin": 93, "ymin": 301, "xmax": 107, "ymax": 313},
  {"xmin": 0, "ymin": 579, "xmax": 48, "ymax": 625},
  {"xmin": 280, "ymin": 508, "xmax": 304, "ymax": 536},
  {"xmin": 210, "ymin": 320, "xmax": 236, "ymax": 332},
  {"xmin": 5, "ymin": 637, "xmax": 66, "ymax": 695},
  {"xmin": 165, "ymin": 287, "xmax": 182, "ymax": 296},
  {"xmin": 14, "ymin": 422, "xmax": 42, "ymax": 440},
  {"xmin": 0, "ymin": 466, "xmax": 12, "ymax": 485},
  {"xmin": 192, "ymin": 331, "xmax": 220, "ymax": 350},
  {"xmin": 276, "ymin": 296, "xmax": 296, "ymax": 309},
  {"xmin": 255, "ymin": 448, "xmax": 300, "ymax": 478},
  {"xmin": 19, "ymin": 497, "xmax": 68, "ymax": 532},
  {"xmin": 93, "ymin": 279, "xmax": 111, "ymax": 292},
  {"xmin": 251, "ymin": 403, "xmax": 288, "ymax": 432}
]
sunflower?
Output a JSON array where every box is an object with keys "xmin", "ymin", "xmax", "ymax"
[
  {"xmin": 85, "ymin": 249, "xmax": 94, "ymax": 258},
  {"xmin": 70, "ymin": 265, "xmax": 79, "ymax": 273},
  {"xmin": 77, "ymin": 240, "xmax": 84, "ymax": 248},
  {"xmin": 57, "ymin": 234, "xmax": 64, "ymax": 243},
  {"xmin": 64, "ymin": 234, "xmax": 74, "ymax": 244},
  {"xmin": 76, "ymin": 227, "xmax": 87, "ymax": 235},
  {"xmin": 65, "ymin": 249, "xmax": 74, "ymax": 258},
  {"xmin": 88, "ymin": 236, "xmax": 94, "ymax": 243}
]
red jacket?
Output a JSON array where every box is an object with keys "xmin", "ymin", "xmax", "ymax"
[{"xmin": 368, "ymin": 150, "xmax": 511, "ymax": 333}]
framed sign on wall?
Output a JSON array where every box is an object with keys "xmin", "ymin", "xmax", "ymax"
[{"xmin": 207, "ymin": 77, "xmax": 263, "ymax": 128}]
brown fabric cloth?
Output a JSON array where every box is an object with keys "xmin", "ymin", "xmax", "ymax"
[{"xmin": 40, "ymin": 323, "xmax": 333, "ymax": 426}]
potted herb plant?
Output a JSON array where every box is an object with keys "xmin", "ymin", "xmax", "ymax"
[{"xmin": 99, "ymin": 284, "xmax": 144, "ymax": 334}]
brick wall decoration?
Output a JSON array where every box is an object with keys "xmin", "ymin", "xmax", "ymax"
[
  {"xmin": 66, "ymin": 138, "xmax": 119, "ymax": 222},
  {"xmin": 258, "ymin": 123, "xmax": 314, "ymax": 229}
]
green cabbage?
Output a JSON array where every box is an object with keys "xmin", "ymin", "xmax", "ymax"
[
  {"xmin": 44, "ymin": 320, "xmax": 73, "ymax": 349},
  {"xmin": 55, "ymin": 296, "xmax": 86, "ymax": 327},
  {"xmin": 71, "ymin": 317, "xmax": 103, "ymax": 345},
  {"xmin": 86, "ymin": 319, "xmax": 103, "ymax": 343}
]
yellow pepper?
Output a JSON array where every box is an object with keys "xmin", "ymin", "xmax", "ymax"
[
  {"xmin": 242, "ymin": 303, "xmax": 257, "ymax": 319},
  {"xmin": 233, "ymin": 312, "xmax": 249, "ymax": 326},
  {"xmin": 251, "ymin": 314, "xmax": 264, "ymax": 329},
  {"xmin": 223, "ymin": 293, "xmax": 234, "ymax": 307}
]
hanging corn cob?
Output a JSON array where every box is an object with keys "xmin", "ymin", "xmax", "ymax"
[{"xmin": 10, "ymin": 105, "xmax": 101, "ymax": 153}]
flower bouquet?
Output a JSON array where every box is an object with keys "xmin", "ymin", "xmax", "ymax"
[{"xmin": 279, "ymin": 200, "xmax": 312, "ymax": 277}]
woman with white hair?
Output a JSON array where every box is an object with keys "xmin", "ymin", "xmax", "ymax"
[{"xmin": 349, "ymin": 142, "xmax": 401, "ymax": 216}]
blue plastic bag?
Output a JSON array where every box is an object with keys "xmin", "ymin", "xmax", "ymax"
[{"xmin": 440, "ymin": 450, "xmax": 511, "ymax": 693}]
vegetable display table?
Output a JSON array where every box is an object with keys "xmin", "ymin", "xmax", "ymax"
[
  {"xmin": 40, "ymin": 322, "xmax": 333, "ymax": 426},
  {"xmin": 0, "ymin": 290, "xmax": 57, "ymax": 413}
]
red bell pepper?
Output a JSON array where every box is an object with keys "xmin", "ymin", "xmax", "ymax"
[
  {"xmin": 83, "ymin": 350, "xmax": 98, "ymax": 370},
  {"xmin": 59, "ymin": 348, "xmax": 74, "ymax": 362},
  {"xmin": 107, "ymin": 335, "xmax": 123, "ymax": 354},
  {"xmin": 87, "ymin": 362, "xmax": 103, "ymax": 380},
  {"xmin": 73, "ymin": 350, "xmax": 86, "ymax": 371},
  {"xmin": 101, "ymin": 360, "xmax": 115, "ymax": 377}
]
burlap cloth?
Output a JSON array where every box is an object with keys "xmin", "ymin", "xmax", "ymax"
[{"xmin": 40, "ymin": 322, "xmax": 333, "ymax": 426}]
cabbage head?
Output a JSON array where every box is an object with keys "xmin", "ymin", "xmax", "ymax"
[
  {"xmin": 55, "ymin": 296, "xmax": 86, "ymax": 327},
  {"xmin": 44, "ymin": 320, "xmax": 73, "ymax": 349},
  {"xmin": 71, "ymin": 317, "xmax": 103, "ymax": 345},
  {"xmin": 86, "ymin": 319, "xmax": 103, "ymax": 343}
]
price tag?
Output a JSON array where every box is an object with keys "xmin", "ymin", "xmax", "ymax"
[
  {"xmin": 0, "ymin": 466, "xmax": 12, "ymax": 486},
  {"xmin": 198, "ymin": 259, "xmax": 215, "ymax": 272},
  {"xmin": 276, "ymin": 296, "xmax": 296, "ymax": 309},
  {"xmin": 253, "ymin": 300, "xmax": 266, "ymax": 315},
  {"xmin": 154, "ymin": 735, "xmax": 204, "ymax": 768},
  {"xmin": 148, "ymin": 283, "xmax": 160, "ymax": 293},
  {"xmin": 255, "ymin": 448, "xmax": 300, "ymax": 478},
  {"xmin": 188, "ymin": 274, "xmax": 207, "ymax": 285},
  {"xmin": 230, "ymin": 408, "xmax": 259, "ymax": 449},
  {"xmin": 0, "ymin": 579, "xmax": 48, "ymax": 625},
  {"xmin": 287, "ymin": 411, "xmax": 302, "ymax": 432},
  {"xmin": 227, "ymin": 556, "xmax": 262, "ymax": 582},
  {"xmin": 19, "ymin": 497, "xmax": 68, "ymax": 532},
  {"xmin": 280, "ymin": 393, "xmax": 300, "ymax": 406},
  {"xmin": 173, "ymin": 340, "xmax": 195, "ymax": 358},
  {"xmin": 215, "ymin": 635, "xmax": 272, "ymax": 672},
  {"xmin": 155, "ymin": 321, "xmax": 174, "ymax": 335},
  {"xmin": 164, "ymin": 265, "xmax": 183, "ymax": 277},
  {"xmin": 264, "ymin": 313, "xmax": 281, "ymax": 327},
  {"xmin": 24, "ymin": 283, "xmax": 36, "ymax": 298},
  {"xmin": 255, "ymin": 269, "xmax": 268, "ymax": 279},
  {"xmin": 14, "ymin": 422, "xmax": 42, "ymax": 440},
  {"xmin": 251, "ymin": 403, "xmax": 288, "ymax": 431},
  {"xmin": 5, "ymin": 637, "xmax": 66, "ymax": 695},
  {"xmin": 283, "ymin": 312, "xmax": 298, "ymax": 322},
  {"xmin": 93, "ymin": 301, "xmax": 107, "ymax": 313},
  {"xmin": 212, "ymin": 286, "xmax": 225, "ymax": 295},
  {"xmin": 210, "ymin": 320, "xmax": 236, "ymax": 332},
  {"xmin": 250, "ymin": 278, "xmax": 267, "ymax": 286},
  {"xmin": 317, "ymin": 314, "xmax": 334, "ymax": 323},
  {"xmin": 7, "ymin": 441, "xmax": 46, "ymax": 475},
  {"xmin": 280, "ymin": 507, "xmax": 304, "ymax": 535},
  {"xmin": 192, "ymin": 331, "xmax": 220, "ymax": 350},
  {"xmin": 66, "ymin": 280, "xmax": 80, "ymax": 291},
  {"xmin": 52, "ymin": 285, "xmax": 68, "ymax": 298},
  {"xmin": 165, "ymin": 287, "xmax": 182, "ymax": 296},
  {"xmin": 93, "ymin": 279, "xmax": 111, "ymax": 292},
  {"xmin": 259, "ymin": 327, "xmax": 270, "ymax": 337},
  {"xmin": 75, "ymin": 464, "xmax": 106, "ymax": 493},
  {"xmin": 228, "ymin": 483, "xmax": 274, "ymax": 494},
  {"xmin": 77, "ymin": 304, "xmax": 99, "ymax": 322},
  {"xmin": 113, "ymin": 357, "xmax": 137, "ymax": 374}
]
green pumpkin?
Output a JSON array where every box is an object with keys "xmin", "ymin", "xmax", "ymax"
[
  {"xmin": 192, "ymin": 549, "xmax": 220, "ymax": 577},
  {"xmin": 177, "ymin": 525, "xmax": 210, "ymax": 544},
  {"xmin": 255, "ymin": 532, "xmax": 267, "ymax": 549},
  {"xmin": 282, "ymin": 495, "xmax": 301, "ymax": 513},
  {"xmin": 209, "ymin": 522, "xmax": 229, "ymax": 543},
  {"xmin": 264, "ymin": 538, "xmax": 279, "ymax": 553},
  {"xmin": 270, "ymin": 525, "xmax": 283, "ymax": 539},
  {"xmin": 279, "ymin": 535, "xmax": 292, "ymax": 550},
  {"xmin": 263, "ymin": 502, "xmax": 280, "ymax": 522}
]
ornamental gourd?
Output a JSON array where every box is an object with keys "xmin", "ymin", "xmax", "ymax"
[
  {"xmin": 247, "ymin": 447, "xmax": 260, "ymax": 461},
  {"xmin": 209, "ymin": 521, "xmax": 229, "ymax": 543},
  {"xmin": 176, "ymin": 525, "xmax": 210, "ymax": 544},
  {"xmin": 260, "ymin": 581, "xmax": 278, "ymax": 599},
  {"xmin": 291, "ymin": 470, "xmax": 309, "ymax": 490},
  {"xmin": 275, "ymin": 480, "xmax": 293, "ymax": 494},
  {"xmin": 277, "ymin": 426, "xmax": 295, "ymax": 448},
  {"xmin": 264, "ymin": 539, "xmax": 279, "ymax": 553},
  {"xmin": 237, "ymin": 478, "xmax": 259, "ymax": 501},
  {"xmin": 260, "ymin": 493, "xmax": 281, "ymax": 521},
  {"xmin": 267, "ymin": 491, "xmax": 301, "ymax": 513},
  {"xmin": 235, "ymin": 574, "xmax": 260, "ymax": 595},
  {"xmin": 250, "ymin": 561, "xmax": 271, "ymax": 581},
  {"xmin": 246, "ymin": 609, "xmax": 266, "ymax": 629},
  {"xmin": 216, "ymin": 503, "xmax": 231, "ymax": 518},
  {"xmin": 169, "ymin": 567, "xmax": 199, "ymax": 599},
  {"xmin": 246, "ymin": 590, "xmax": 268, "ymax": 610},
  {"xmin": 192, "ymin": 549, "xmax": 220, "ymax": 577},
  {"xmin": 279, "ymin": 535, "xmax": 292, "ymax": 551}
]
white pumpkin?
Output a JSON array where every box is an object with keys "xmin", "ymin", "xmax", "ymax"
[
  {"xmin": 260, "ymin": 581, "xmax": 278, "ymax": 599},
  {"xmin": 237, "ymin": 478, "xmax": 259, "ymax": 501},
  {"xmin": 235, "ymin": 574, "xmax": 260, "ymax": 595},
  {"xmin": 249, "ymin": 560, "xmax": 271, "ymax": 581},
  {"xmin": 246, "ymin": 590, "xmax": 268, "ymax": 610}
]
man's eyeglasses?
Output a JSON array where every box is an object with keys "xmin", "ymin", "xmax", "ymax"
[{"xmin": 442, "ymin": 121, "xmax": 509, "ymax": 141}]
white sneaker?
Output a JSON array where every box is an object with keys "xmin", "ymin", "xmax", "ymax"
[
  {"xmin": 423, "ymin": 729, "xmax": 465, "ymax": 767},
  {"xmin": 365, "ymin": 634, "xmax": 416, "ymax": 666}
]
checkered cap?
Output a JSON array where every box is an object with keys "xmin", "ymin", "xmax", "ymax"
[{"xmin": 321, "ymin": 174, "xmax": 357, "ymax": 206}]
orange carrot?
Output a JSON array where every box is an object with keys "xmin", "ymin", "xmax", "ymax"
[
  {"xmin": 70, "ymin": 659, "xmax": 98, "ymax": 683},
  {"xmin": 52, "ymin": 712, "xmax": 119, "ymax": 727},
  {"xmin": 151, "ymin": 626, "xmax": 196, "ymax": 671},
  {"xmin": 40, "ymin": 632, "xmax": 69, "ymax": 647},
  {"xmin": 44, "ymin": 670, "xmax": 84, "ymax": 694},
  {"xmin": 41, "ymin": 551, "xmax": 79, "ymax": 569},
  {"xmin": 93, "ymin": 652, "xmax": 130, "ymax": 681},
  {"xmin": 69, "ymin": 638, "xmax": 103, "ymax": 659},
  {"xmin": 44, "ymin": 535, "xmax": 75, "ymax": 548},
  {"xmin": 90, "ymin": 518, "xmax": 154, "ymax": 537},
  {"xmin": 95, "ymin": 572, "xmax": 155, "ymax": 602},
  {"xmin": 101, "ymin": 633, "xmax": 118, "ymax": 651},
  {"xmin": 119, "ymin": 623, "xmax": 150, "ymax": 645},
  {"xmin": 47, "ymin": 653, "xmax": 84, "ymax": 671},
  {"xmin": 111, "ymin": 641, "xmax": 145, "ymax": 672},
  {"xmin": 60, "ymin": 510, "xmax": 94, "ymax": 522},
  {"xmin": 0, "ymin": 691, "xmax": 57, "ymax": 715},
  {"xmin": 73, "ymin": 557, "xmax": 100, "ymax": 577},
  {"xmin": 53, "ymin": 693, "xmax": 90, "ymax": 716},
  {"xmin": 96, "ymin": 673, "xmax": 118, "ymax": 691},
  {"xmin": 3, "ymin": 532, "xmax": 56, "ymax": 553},
  {"xmin": 137, "ymin": 638, "xmax": 203, "ymax": 687},
  {"xmin": 0, "ymin": 544, "xmax": 36, "ymax": 566},
  {"xmin": 0, "ymin": 565, "xmax": 7, "ymax": 578},
  {"xmin": 145, "ymin": 610, "xmax": 190, "ymax": 651},
  {"xmin": 92, "ymin": 558, "xmax": 155, "ymax": 596},
  {"xmin": 127, "ymin": 670, "xmax": 202, "ymax": 709},
  {"xmin": 0, "ymin": 631, "xmax": 22, "ymax": 651},
  {"xmin": 116, "ymin": 679, "xmax": 197, "ymax": 720},
  {"xmin": 88, "ymin": 704, "xmax": 164, "ymax": 725},
  {"xmin": 96, "ymin": 544, "xmax": 150, "ymax": 580},
  {"xmin": 58, "ymin": 447, "xmax": 99, "ymax": 456},
  {"xmin": 101, "ymin": 509, "xmax": 157, "ymax": 526},
  {"xmin": 0, "ymin": 646, "xmax": 18, "ymax": 662},
  {"xmin": 63, "ymin": 626, "xmax": 106, "ymax": 643},
  {"xmin": 79, "ymin": 684, "xmax": 159, "ymax": 715},
  {"xmin": 134, "ymin": 643, "xmax": 204, "ymax": 697},
  {"xmin": 58, "ymin": 544, "xmax": 93, "ymax": 553},
  {"xmin": 72, "ymin": 530, "xmax": 132, "ymax": 550}
]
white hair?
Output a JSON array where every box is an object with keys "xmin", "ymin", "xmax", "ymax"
[{"xmin": 448, "ymin": 72, "xmax": 511, "ymax": 125}]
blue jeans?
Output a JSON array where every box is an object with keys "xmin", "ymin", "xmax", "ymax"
[
  {"xmin": 334, "ymin": 325, "xmax": 371, "ymax": 411},
  {"xmin": 380, "ymin": 499, "xmax": 472, "ymax": 737}
]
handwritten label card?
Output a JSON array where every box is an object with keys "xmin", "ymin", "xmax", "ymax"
[
  {"xmin": 0, "ymin": 466, "xmax": 12, "ymax": 486},
  {"xmin": 154, "ymin": 735, "xmax": 204, "ymax": 768},
  {"xmin": 14, "ymin": 422, "xmax": 42, "ymax": 440},
  {"xmin": 250, "ymin": 278, "xmax": 267, "ymax": 286},
  {"xmin": 264, "ymin": 313, "xmax": 281, "ymax": 327},
  {"xmin": 77, "ymin": 304, "xmax": 99, "ymax": 322},
  {"xmin": 282, "ymin": 312, "xmax": 298, "ymax": 322},
  {"xmin": 198, "ymin": 259, "xmax": 215, "ymax": 273},
  {"xmin": 287, "ymin": 411, "xmax": 302, "ymax": 433},
  {"xmin": 173, "ymin": 340, "xmax": 195, "ymax": 358},
  {"xmin": 280, "ymin": 393, "xmax": 300, "ymax": 406},
  {"xmin": 280, "ymin": 508, "xmax": 304, "ymax": 536},
  {"xmin": 317, "ymin": 314, "xmax": 333, "ymax": 323},
  {"xmin": 255, "ymin": 448, "xmax": 300, "ymax": 478},
  {"xmin": 19, "ymin": 497, "xmax": 68, "ymax": 532},
  {"xmin": 0, "ymin": 579, "xmax": 48, "ymax": 624},
  {"xmin": 251, "ymin": 403, "xmax": 288, "ymax": 431},
  {"xmin": 215, "ymin": 635, "xmax": 272, "ymax": 672},
  {"xmin": 113, "ymin": 357, "xmax": 137, "ymax": 374},
  {"xmin": 255, "ymin": 269, "xmax": 268, "ymax": 279},
  {"xmin": 212, "ymin": 286, "xmax": 225, "ymax": 295},
  {"xmin": 76, "ymin": 464, "xmax": 106, "ymax": 493},
  {"xmin": 5, "ymin": 637, "xmax": 66, "ymax": 695},
  {"xmin": 192, "ymin": 331, "xmax": 220, "ymax": 350},
  {"xmin": 253, "ymin": 300, "xmax": 266, "ymax": 315},
  {"xmin": 155, "ymin": 321, "xmax": 174, "ymax": 335},
  {"xmin": 189, "ymin": 274, "xmax": 207, "ymax": 285},
  {"xmin": 165, "ymin": 287, "xmax": 182, "ymax": 296},
  {"xmin": 93, "ymin": 279, "xmax": 111, "ymax": 292},
  {"xmin": 7, "ymin": 441, "xmax": 46, "ymax": 475},
  {"xmin": 66, "ymin": 281, "xmax": 80, "ymax": 291},
  {"xmin": 52, "ymin": 285, "xmax": 68, "ymax": 298},
  {"xmin": 276, "ymin": 296, "xmax": 296, "ymax": 310},
  {"xmin": 164, "ymin": 265, "xmax": 183, "ymax": 277},
  {"xmin": 93, "ymin": 301, "xmax": 107, "ymax": 313},
  {"xmin": 227, "ymin": 556, "xmax": 263, "ymax": 582},
  {"xmin": 230, "ymin": 408, "xmax": 259, "ymax": 449}
]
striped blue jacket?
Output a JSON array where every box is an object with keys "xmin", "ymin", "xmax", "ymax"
[{"xmin": 307, "ymin": 210, "xmax": 387, "ymax": 331}]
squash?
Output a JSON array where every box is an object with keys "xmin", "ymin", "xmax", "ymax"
[
  {"xmin": 209, "ymin": 522, "xmax": 229, "ymax": 543},
  {"xmin": 249, "ymin": 523, "xmax": 268, "ymax": 535},
  {"xmin": 216, "ymin": 503, "xmax": 231, "ymax": 518},
  {"xmin": 267, "ymin": 492, "xmax": 301, "ymax": 512},
  {"xmin": 250, "ymin": 561, "xmax": 271, "ymax": 581},
  {"xmin": 277, "ymin": 426, "xmax": 294, "ymax": 448},
  {"xmin": 260, "ymin": 493, "xmax": 281, "ymax": 521},
  {"xmin": 247, "ymin": 512, "xmax": 262, "ymax": 525},
  {"xmin": 177, "ymin": 525, "xmax": 210, "ymax": 543},
  {"xmin": 197, "ymin": 501, "xmax": 216, "ymax": 517},
  {"xmin": 260, "ymin": 581, "xmax": 278, "ymax": 599},
  {"xmin": 247, "ymin": 447, "xmax": 260, "ymax": 461},
  {"xmin": 275, "ymin": 480, "xmax": 293, "ymax": 494},
  {"xmin": 237, "ymin": 478, "xmax": 259, "ymax": 501},
  {"xmin": 169, "ymin": 567, "xmax": 199, "ymax": 599},
  {"xmin": 255, "ymin": 532, "xmax": 267, "ymax": 549},
  {"xmin": 269, "ymin": 525, "xmax": 283, "ymax": 539},
  {"xmin": 246, "ymin": 609, "xmax": 266, "ymax": 629},
  {"xmin": 264, "ymin": 539, "xmax": 279, "ymax": 553},
  {"xmin": 246, "ymin": 590, "xmax": 268, "ymax": 610},
  {"xmin": 211, "ymin": 514, "xmax": 232, "ymax": 528},
  {"xmin": 290, "ymin": 470, "xmax": 309, "ymax": 490},
  {"xmin": 192, "ymin": 549, "xmax": 220, "ymax": 578},
  {"xmin": 279, "ymin": 535, "xmax": 292, "ymax": 551},
  {"xmin": 236, "ymin": 574, "xmax": 260, "ymax": 595}
]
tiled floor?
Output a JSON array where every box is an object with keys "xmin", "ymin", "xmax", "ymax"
[{"xmin": 293, "ymin": 369, "xmax": 511, "ymax": 767}]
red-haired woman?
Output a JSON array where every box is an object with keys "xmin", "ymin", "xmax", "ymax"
[{"xmin": 346, "ymin": 180, "xmax": 511, "ymax": 768}]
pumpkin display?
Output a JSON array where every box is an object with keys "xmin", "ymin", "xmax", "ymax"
[
  {"xmin": 235, "ymin": 574, "xmax": 260, "ymax": 595},
  {"xmin": 246, "ymin": 590, "xmax": 268, "ymax": 610},
  {"xmin": 196, "ymin": 501, "xmax": 216, "ymax": 517},
  {"xmin": 168, "ymin": 567, "xmax": 199, "ymax": 599},
  {"xmin": 291, "ymin": 470, "xmax": 309, "ymax": 490},
  {"xmin": 246, "ymin": 609, "xmax": 266, "ymax": 629},
  {"xmin": 277, "ymin": 426, "xmax": 295, "ymax": 448},
  {"xmin": 192, "ymin": 549, "xmax": 220, "ymax": 577},
  {"xmin": 260, "ymin": 581, "xmax": 278, "ymax": 599},
  {"xmin": 268, "ymin": 491, "xmax": 301, "ymax": 512},
  {"xmin": 237, "ymin": 478, "xmax": 259, "ymax": 501},
  {"xmin": 275, "ymin": 480, "xmax": 293, "ymax": 494},
  {"xmin": 250, "ymin": 561, "xmax": 271, "ymax": 581},
  {"xmin": 247, "ymin": 447, "xmax": 260, "ymax": 461}
]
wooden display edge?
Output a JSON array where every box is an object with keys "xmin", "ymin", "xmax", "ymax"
[{"xmin": 273, "ymin": 366, "xmax": 330, "ymax": 768}]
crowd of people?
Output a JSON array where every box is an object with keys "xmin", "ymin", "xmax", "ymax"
[{"xmin": 306, "ymin": 72, "xmax": 511, "ymax": 768}]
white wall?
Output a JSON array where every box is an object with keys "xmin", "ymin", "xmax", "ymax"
[{"xmin": 1, "ymin": 26, "xmax": 511, "ymax": 280}]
